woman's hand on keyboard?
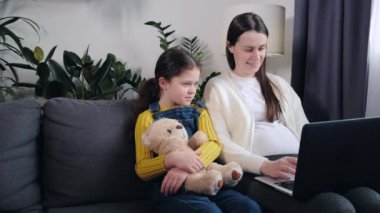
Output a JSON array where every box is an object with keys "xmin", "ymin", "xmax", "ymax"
[{"xmin": 260, "ymin": 156, "xmax": 297, "ymax": 179}]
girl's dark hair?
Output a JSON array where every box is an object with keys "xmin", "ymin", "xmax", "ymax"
[
  {"xmin": 136, "ymin": 47, "xmax": 200, "ymax": 113},
  {"xmin": 226, "ymin": 12, "xmax": 282, "ymax": 122}
]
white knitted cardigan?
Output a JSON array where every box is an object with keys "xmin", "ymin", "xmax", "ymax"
[{"xmin": 203, "ymin": 73, "xmax": 309, "ymax": 174}]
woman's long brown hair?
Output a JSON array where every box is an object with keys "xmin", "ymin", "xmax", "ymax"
[{"xmin": 226, "ymin": 12, "xmax": 282, "ymax": 121}]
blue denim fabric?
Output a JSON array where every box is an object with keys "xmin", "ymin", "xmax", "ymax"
[
  {"xmin": 150, "ymin": 182, "xmax": 262, "ymax": 213},
  {"xmin": 149, "ymin": 102, "xmax": 206, "ymax": 137}
]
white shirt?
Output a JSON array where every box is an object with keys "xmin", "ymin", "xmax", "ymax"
[{"xmin": 229, "ymin": 72, "xmax": 299, "ymax": 156}]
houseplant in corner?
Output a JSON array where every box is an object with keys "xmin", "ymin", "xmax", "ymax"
[
  {"xmin": 11, "ymin": 45, "xmax": 143, "ymax": 100},
  {"xmin": 0, "ymin": 12, "xmax": 40, "ymax": 101}
]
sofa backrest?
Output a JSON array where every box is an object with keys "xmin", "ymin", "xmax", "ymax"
[
  {"xmin": 0, "ymin": 98, "xmax": 43, "ymax": 212},
  {"xmin": 42, "ymin": 98, "xmax": 149, "ymax": 208}
]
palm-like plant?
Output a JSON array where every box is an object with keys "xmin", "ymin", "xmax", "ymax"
[
  {"xmin": 0, "ymin": 13, "xmax": 40, "ymax": 100},
  {"xmin": 145, "ymin": 20, "xmax": 220, "ymax": 102},
  {"xmin": 181, "ymin": 36, "xmax": 205, "ymax": 63},
  {"xmin": 144, "ymin": 21, "xmax": 176, "ymax": 51}
]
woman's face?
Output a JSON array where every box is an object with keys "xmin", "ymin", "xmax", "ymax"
[{"xmin": 228, "ymin": 30, "xmax": 267, "ymax": 77}]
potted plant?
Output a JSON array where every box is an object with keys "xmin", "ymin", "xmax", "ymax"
[
  {"xmin": 145, "ymin": 20, "xmax": 221, "ymax": 102},
  {"xmin": 9, "ymin": 45, "xmax": 143, "ymax": 100},
  {"xmin": 0, "ymin": 11, "xmax": 40, "ymax": 101}
]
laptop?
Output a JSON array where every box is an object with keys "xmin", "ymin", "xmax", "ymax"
[{"xmin": 254, "ymin": 117, "xmax": 380, "ymax": 200}]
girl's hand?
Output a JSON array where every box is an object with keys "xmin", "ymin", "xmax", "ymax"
[
  {"xmin": 260, "ymin": 156, "xmax": 297, "ymax": 179},
  {"xmin": 164, "ymin": 150, "xmax": 203, "ymax": 174},
  {"xmin": 161, "ymin": 167, "xmax": 190, "ymax": 196}
]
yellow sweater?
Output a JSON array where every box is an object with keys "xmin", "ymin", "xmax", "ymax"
[{"xmin": 134, "ymin": 106, "xmax": 222, "ymax": 181}]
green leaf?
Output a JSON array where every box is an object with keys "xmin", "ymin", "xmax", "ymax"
[
  {"xmin": 160, "ymin": 43, "xmax": 168, "ymax": 51},
  {"xmin": 0, "ymin": 17, "xmax": 20, "ymax": 27},
  {"xmin": 0, "ymin": 58, "xmax": 19, "ymax": 82},
  {"xmin": 22, "ymin": 47, "xmax": 38, "ymax": 65},
  {"xmin": 1, "ymin": 26, "xmax": 23, "ymax": 55},
  {"xmin": 44, "ymin": 80, "xmax": 67, "ymax": 99},
  {"xmin": 34, "ymin": 46, "xmax": 44, "ymax": 62},
  {"xmin": 1, "ymin": 16, "xmax": 40, "ymax": 39},
  {"xmin": 167, "ymin": 39, "xmax": 176, "ymax": 45},
  {"xmin": 144, "ymin": 21, "xmax": 158, "ymax": 26},
  {"xmin": 63, "ymin": 51, "xmax": 82, "ymax": 77},
  {"xmin": 92, "ymin": 54, "xmax": 113, "ymax": 86},
  {"xmin": 47, "ymin": 59, "xmax": 76, "ymax": 93},
  {"xmin": 45, "ymin": 45, "xmax": 57, "ymax": 62},
  {"xmin": 1, "ymin": 42, "xmax": 23, "ymax": 56},
  {"xmin": 36, "ymin": 62, "xmax": 50, "ymax": 82},
  {"xmin": 7, "ymin": 63, "xmax": 35, "ymax": 70},
  {"xmin": 193, "ymin": 71, "xmax": 221, "ymax": 103},
  {"xmin": 34, "ymin": 78, "xmax": 44, "ymax": 97},
  {"xmin": 1, "ymin": 59, "xmax": 20, "ymax": 83},
  {"xmin": 0, "ymin": 86, "xmax": 17, "ymax": 100},
  {"xmin": 162, "ymin": 24, "xmax": 171, "ymax": 31},
  {"xmin": 82, "ymin": 55, "xmax": 93, "ymax": 68},
  {"xmin": 164, "ymin": 30, "xmax": 175, "ymax": 37}
]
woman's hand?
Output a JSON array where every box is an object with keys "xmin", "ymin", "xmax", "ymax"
[
  {"xmin": 161, "ymin": 167, "xmax": 190, "ymax": 196},
  {"xmin": 260, "ymin": 156, "xmax": 297, "ymax": 179},
  {"xmin": 164, "ymin": 150, "xmax": 203, "ymax": 173}
]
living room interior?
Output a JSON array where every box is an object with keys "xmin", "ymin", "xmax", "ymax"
[{"xmin": 1, "ymin": 0, "xmax": 379, "ymax": 212}]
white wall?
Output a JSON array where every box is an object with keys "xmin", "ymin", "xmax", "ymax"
[{"xmin": 1, "ymin": 0, "xmax": 295, "ymax": 84}]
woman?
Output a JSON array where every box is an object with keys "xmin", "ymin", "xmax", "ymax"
[{"xmin": 203, "ymin": 12, "xmax": 380, "ymax": 213}]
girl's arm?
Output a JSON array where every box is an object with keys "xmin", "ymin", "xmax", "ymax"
[
  {"xmin": 196, "ymin": 109, "xmax": 223, "ymax": 167},
  {"xmin": 135, "ymin": 110, "xmax": 166, "ymax": 180},
  {"xmin": 135, "ymin": 110, "xmax": 204, "ymax": 180}
]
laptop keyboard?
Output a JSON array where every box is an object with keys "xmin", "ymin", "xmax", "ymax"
[{"xmin": 275, "ymin": 180, "xmax": 294, "ymax": 191}]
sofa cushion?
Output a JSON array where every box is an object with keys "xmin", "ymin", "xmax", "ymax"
[
  {"xmin": 46, "ymin": 200, "xmax": 154, "ymax": 213},
  {"xmin": 43, "ymin": 98, "xmax": 149, "ymax": 208},
  {"xmin": 0, "ymin": 98, "xmax": 42, "ymax": 212}
]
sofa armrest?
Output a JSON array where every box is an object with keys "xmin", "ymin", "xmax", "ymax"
[{"xmin": 0, "ymin": 98, "xmax": 42, "ymax": 212}]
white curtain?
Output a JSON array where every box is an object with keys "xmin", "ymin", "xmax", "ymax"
[{"xmin": 366, "ymin": 0, "xmax": 380, "ymax": 117}]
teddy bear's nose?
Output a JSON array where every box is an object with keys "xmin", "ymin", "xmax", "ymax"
[{"xmin": 176, "ymin": 125, "xmax": 183, "ymax": 129}]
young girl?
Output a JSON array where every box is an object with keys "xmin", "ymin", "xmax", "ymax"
[{"xmin": 134, "ymin": 47, "xmax": 262, "ymax": 213}]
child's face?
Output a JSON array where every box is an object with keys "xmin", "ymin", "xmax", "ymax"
[{"xmin": 159, "ymin": 67, "xmax": 200, "ymax": 107}]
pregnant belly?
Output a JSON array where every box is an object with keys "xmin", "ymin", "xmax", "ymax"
[{"xmin": 253, "ymin": 121, "xmax": 299, "ymax": 156}]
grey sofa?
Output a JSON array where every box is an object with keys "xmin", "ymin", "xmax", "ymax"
[
  {"xmin": 1, "ymin": 97, "xmax": 298, "ymax": 213},
  {"xmin": 0, "ymin": 97, "xmax": 153, "ymax": 212}
]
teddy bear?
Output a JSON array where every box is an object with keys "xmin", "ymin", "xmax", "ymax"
[{"xmin": 142, "ymin": 118, "xmax": 243, "ymax": 196}]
